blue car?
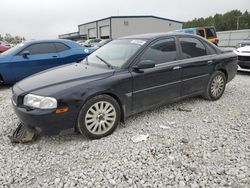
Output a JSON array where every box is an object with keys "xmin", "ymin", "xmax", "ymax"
[{"xmin": 0, "ymin": 39, "xmax": 90, "ymax": 84}]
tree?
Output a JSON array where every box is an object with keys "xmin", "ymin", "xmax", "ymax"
[
  {"xmin": 1, "ymin": 33, "xmax": 25, "ymax": 44},
  {"xmin": 183, "ymin": 10, "xmax": 250, "ymax": 31}
]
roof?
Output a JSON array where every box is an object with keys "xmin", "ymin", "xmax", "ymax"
[
  {"xmin": 120, "ymin": 32, "xmax": 187, "ymax": 40},
  {"xmin": 25, "ymin": 39, "xmax": 72, "ymax": 44},
  {"xmin": 78, "ymin": 15, "xmax": 183, "ymax": 27}
]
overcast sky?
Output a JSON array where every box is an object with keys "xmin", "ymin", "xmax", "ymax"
[{"xmin": 1, "ymin": 0, "xmax": 249, "ymax": 40}]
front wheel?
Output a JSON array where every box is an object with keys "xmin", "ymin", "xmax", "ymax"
[
  {"xmin": 203, "ymin": 71, "xmax": 226, "ymax": 101},
  {"xmin": 77, "ymin": 95, "xmax": 121, "ymax": 139}
]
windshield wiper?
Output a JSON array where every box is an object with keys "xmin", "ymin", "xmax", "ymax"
[{"xmin": 96, "ymin": 55, "xmax": 113, "ymax": 69}]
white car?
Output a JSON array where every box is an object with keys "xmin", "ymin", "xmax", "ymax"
[{"xmin": 234, "ymin": 46, "xmax": 250, "ymax": 69}]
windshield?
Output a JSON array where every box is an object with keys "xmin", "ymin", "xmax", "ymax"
[
  {"xmin": 1, "ymin": 43, "xmax": 25, "ymax": 56},
  {"xmin": 86, "ymin": 39, "xmax": 146, "ymax": 68}
]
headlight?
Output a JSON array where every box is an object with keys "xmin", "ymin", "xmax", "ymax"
[{"xmin": 23, "ymin": 94, "xmax": 57, "ymax": 109}]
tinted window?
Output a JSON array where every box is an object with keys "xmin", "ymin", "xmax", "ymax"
[
  {"xmin": 140, "ymin": 38, "xmax": 177, "ymax": 64},
  {"xmin": 206, "ymin": 28, "xmax": 216, "ymax": 38},
  {"xmin": 197, "ymin": 30, "xmax": 205, "ymax": 37},
  {"xmin": 179, "ymin": 37, "xmax": 207, "ymax": 58},
  {"xmin": 19, "ymin": 43, "xmax": 57, "ymax": 55},
  {"xmin": 55, "ymin": 43, "xmax": 70, "ymax": 52}
]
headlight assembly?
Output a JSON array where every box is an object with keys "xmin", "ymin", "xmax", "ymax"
[{"xmin": 23, "ymin": 94, "xmax": 57, "ymax": 109}]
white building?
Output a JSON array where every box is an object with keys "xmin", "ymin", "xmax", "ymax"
[{"xmin": 59, "ymin": 15, "xmax": 183, "ymax": 40}]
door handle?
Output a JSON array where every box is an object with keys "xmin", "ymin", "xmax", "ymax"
[
  {"xmin": 52, "ymin": 55, "xmax": 58, "ymax": 58},
  {"xmin": 173, "ymin": 66, "xmax": 181, "ymax": 70},
  {"xmin": 207, "ymin": 60, "xmax": 214, "ymax": 64}
]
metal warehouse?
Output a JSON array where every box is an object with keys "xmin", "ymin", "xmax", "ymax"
[{"xmin": 59, "ymin": 15, "xmax": 183, "ymax": 40}]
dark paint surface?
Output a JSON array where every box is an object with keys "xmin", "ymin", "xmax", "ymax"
[{"xmin": 12, "ymin": 33, "xmax": 238, "ymax": 135}]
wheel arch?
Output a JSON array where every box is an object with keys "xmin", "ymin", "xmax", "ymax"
[
  {"xmin": 79, "ymin": 91, "xmax": 126, "ymax": 123},
  {"xmin": 216, "ymin": 68, "xmax": 228, "ymax": 82}
]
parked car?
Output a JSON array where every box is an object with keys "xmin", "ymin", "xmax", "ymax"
[
  {"xmin": 11, "ymin": 33, "xmax": 237, "ymax": 141},
  {"xmin": 176, "ymin": 26, "xmax": 219, "ymax": 45},
  {"xmin": 237, "ymin": 37, "xmax": 250, "ymax": 48},
  {"xmin": 234, "ymin": 45, "xmax": 250, "ymax": 69},
  {"xmin": 84, "ymin": 39, "xmax": 102, "ymax": 47},
  {"xmin": 0, "ymin": 39, "xmax": 90, "ymax": 84},
  {"xmin": 0, "ymin": 41, "xmax": 11, "ymax": 53},
  {"xmin": 93, "ymin": 39, "xmax": 112, "ymax": 48}
]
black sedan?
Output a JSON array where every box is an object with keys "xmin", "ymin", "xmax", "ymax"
[{"xmin": 11, "ymin": 33, "xmax": 237, "ymax": 140}]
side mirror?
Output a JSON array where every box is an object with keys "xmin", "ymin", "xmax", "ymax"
[
  {"xmin": 133, "ymin": 60, "xmax": 155, "ymax": 70},
  {"xmin": 22, "ymin": 51, "xmax": 30, "ymax": 58}
]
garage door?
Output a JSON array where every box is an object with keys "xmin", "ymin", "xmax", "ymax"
[
  {"xmin": 100, "ymin": 26, "xmax": 110, "ymax": 39},
  {"xmin": 88, "ymin": 28, "xmax": 96, "ymax": 39}
]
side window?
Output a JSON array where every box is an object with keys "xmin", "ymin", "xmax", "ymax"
[
  {"xmin": 54, "ymin": 43, "xmax": 70, "ymax": 52},
  {"xmin": 140, "ymin": 38, "xmax": 177, "ymax": 64},
  {"xmin": 205, "ymin": 28, "xmax": 216, "ymax": 39},
  {"xmin": 179, "ymin": 37, "xmax": 207, "ymax": 58},
  {"xmin": 197, "ymin": 29, "xmax": 205, "ymax": 37},
  {"xmin": 19, "ymin": 43, "xmax": 57, "ymax": 55}
]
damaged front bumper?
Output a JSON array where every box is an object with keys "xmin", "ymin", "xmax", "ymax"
[{"xmin": 12, "ymin": 101, "xmax": 77, "ymax": 138}]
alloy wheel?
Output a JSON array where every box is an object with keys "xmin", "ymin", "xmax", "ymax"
[
  {"xmin": 211, "ymin": 75, "xmax": 225, "ymax": 98},
  {"xmin": 85, "ymin": 101, "xmax": 116, "ymax": 135}
]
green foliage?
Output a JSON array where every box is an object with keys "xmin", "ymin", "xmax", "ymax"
[
  {"xmin": 0, "ymin": 33, "xmax": 25, "ymax": 44},
  {"xmin": 183, "ymin": 10, "xmax": 250, "ymax": 31}
]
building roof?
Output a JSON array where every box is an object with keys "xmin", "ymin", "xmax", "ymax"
[{"xmin": 78, "ymin": 15, "xmax": 183, "ymax": 27}]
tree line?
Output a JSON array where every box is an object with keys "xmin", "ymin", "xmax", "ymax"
[
  {"xmin": 183, "ymin": 10, "xmax": 250, "ymax": 31},
  {"xmin": 0, "ymin": 33, "xmax": 25, "ymax": 44}
]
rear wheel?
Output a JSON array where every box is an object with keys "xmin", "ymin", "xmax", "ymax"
[
  {"xmin": 203, "ymin": 71, "xmax": 226, "ymax": 101},
  {"xmin": 77, "ymin": 95, "xmax": 121, "ymax": 139}
]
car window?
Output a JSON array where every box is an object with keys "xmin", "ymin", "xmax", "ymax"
[
  {"xmin": 205, "ymin": 28, "xmax": 216, "ymax": 39},
  {"xmin": 140, "ymin": 38, "xmax": 177, "ymax": 65},
  {"xmin": 179, "ymin": 37, "xmax": 207, "ymax": 58},
  {"xmin": 54, "ymin": 42, "xmax": 70, "ymax": 52},
  {"xmin": 197, "ymin": 29, "xmax": 205, "ymax": 37},
  {"xmin": 18, "ymin": 43, "xmax": 57, "ymax": 55}
]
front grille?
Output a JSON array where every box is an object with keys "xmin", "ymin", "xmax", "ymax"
[{"xmin": 238, "ymin": 56, "xmax": 250, "ymax": 61}]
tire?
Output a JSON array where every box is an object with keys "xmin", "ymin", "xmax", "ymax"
[
  {"xmin": 77, "ymin": 94, "xmax": 121, "ymax": 139},
  {"xmin": 203, "ymin": 71, "xmax": 226, "ymax": 101}
]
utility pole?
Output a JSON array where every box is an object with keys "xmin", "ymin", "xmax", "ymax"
[{"xmin": 237, "ymin": 15, "xmax": 246, "ymax": 30}]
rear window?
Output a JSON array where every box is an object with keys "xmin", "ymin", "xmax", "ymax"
[
  {"xmin": 54, "ymin": 43, "xmax": 70, "ymax": 52},
  {"xmin": 179, "ymin": 37, "xmax": 207, "ymax": 58}
]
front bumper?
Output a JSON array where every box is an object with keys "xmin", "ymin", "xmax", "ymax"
[
  {"xmin": 12, "ymin": 101, "xmax": 77, "ymax": 135},
  {"xmin": 238, "ymin": 56, "xmax": 250, "ymax": 69},
  {"xmin": 238, "ymin": 60, "xmax": 250, "ymax": 69}
]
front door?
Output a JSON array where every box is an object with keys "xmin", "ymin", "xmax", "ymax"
[
  {"xmin": 131, "ymin": 37, "xmax": 182, "ymax": 113},
  {"xmin": 10, "ymin": 43, "xmax": 60, "ymax": 81}
]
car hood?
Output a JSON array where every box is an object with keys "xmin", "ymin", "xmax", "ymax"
[
  {"xmin": 16, "ymin": 63, "xmax": 114, "ymax": 92},
  {"xmin": 234, "ymin": 46, "xmax": 250, "ymax": 55}
]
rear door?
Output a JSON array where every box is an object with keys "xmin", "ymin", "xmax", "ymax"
[
  {"xmin": 177, "ymin": 36, "xmax": 216, "ymax": 96},
  {"xmin": 10, "ymin": 43, "xmax": 60, "ymax": 81},
  {"xmin": 131, "ymin": 37, "xmax": 182, "ymax": 112}
]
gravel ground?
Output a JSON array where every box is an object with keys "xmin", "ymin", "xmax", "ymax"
[{"xmin": 0, "ymin": 72, "xmax": 249, "ymax": 188}]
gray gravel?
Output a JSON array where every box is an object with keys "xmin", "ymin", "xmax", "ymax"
[{"xmin": 0, "ymin": 72, "xmax": 249, "ymax": 188}]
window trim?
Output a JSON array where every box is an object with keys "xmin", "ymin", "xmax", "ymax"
[{"xmin": 16, "ymin": 42, "xmax": 58, "ymax": 56}]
